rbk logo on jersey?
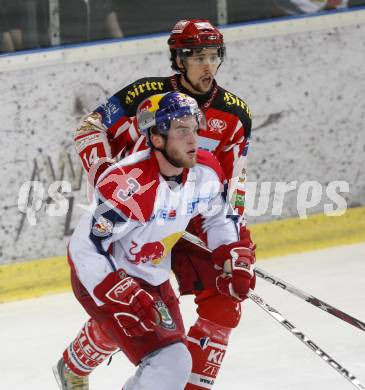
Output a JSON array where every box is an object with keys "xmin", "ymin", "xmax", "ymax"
[{"xmin": 208, "ymin": 118, "xmax": 227, "ymax": 133}]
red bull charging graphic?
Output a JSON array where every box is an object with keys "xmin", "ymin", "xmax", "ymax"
[{"xmin": 129, "ymin": 240, "xmax": 166, "ymax": 265}]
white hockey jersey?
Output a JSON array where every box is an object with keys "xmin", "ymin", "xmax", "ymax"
[{"xmin": 68, "ymin": 149, "xmax": 240, "ymax": 306}]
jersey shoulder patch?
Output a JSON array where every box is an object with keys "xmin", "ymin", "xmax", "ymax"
[
  {"xmin": 196, "ymin": 150, "xmax": 225, "ymax": 183},
  {"xmin": 94, "ymin": 95, "xmax": 126, "ymax": 128},
  {"xmin": 96, "ymin": 151, "xmax": 159, "ymax": 223}
]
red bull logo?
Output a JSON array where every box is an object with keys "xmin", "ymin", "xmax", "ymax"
[
  {"xmin": 129, "ymin": 240, "xmax": 165, "ymax": 264},
  {"xmin": 138, "ymin": 98, "xmax": 153, "ymax": 112}
]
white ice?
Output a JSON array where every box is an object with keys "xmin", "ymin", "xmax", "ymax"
[{"xmin": 1, "ymin": 243, "xmax": 365, "ymax": 390}]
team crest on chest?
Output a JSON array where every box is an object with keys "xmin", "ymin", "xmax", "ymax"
[{"xmin": 207, "ymin": 118, "xmax": 227, "ymax": 133}]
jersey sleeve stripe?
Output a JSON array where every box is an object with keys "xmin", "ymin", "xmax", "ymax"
[{"xmin": 114, "ymin": 120, "xmax": 132, "ymax": 138}]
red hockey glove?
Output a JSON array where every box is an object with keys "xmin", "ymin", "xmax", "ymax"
[
  {"xmin": 212, "ymin": 242, "xmax": 256, "ymax": 301},
  {"xmin": 94, "ymin": 270, "xmax": 161, "ymax": 337}
]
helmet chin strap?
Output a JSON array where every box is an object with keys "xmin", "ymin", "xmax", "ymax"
[
  {"xmin": 179, "ymin": 63, "xmax": 204, "ymax": 95},
  {"xmin": 155, "ymin": 146, "xmax": 183, "ymax": 168},
  {"xmin": 153, "ymin": 136, "xmax": 183, "ymax": 168},
  {"xmin": 182, "ymin": 69, "xmax": 200, "ymax": 93}
]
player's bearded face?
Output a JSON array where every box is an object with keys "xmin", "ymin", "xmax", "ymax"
[
  {"xmin": 181, "ymin": 48, "xmax": 220, "ymax": 94},
  {"xmin": 164, "ymin": 116, "xmax": 198, "ymax": 168}
]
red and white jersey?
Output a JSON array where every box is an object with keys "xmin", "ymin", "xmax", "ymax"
[
  {"xmin": 68, "ymin": 149, "xmax": 240, "ymax": 306},
  {"xmin": 74, "ymin": 75, "xmax": 252, "ymax": 220}
]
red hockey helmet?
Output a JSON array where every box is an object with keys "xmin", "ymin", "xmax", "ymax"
[
  {"xmin": 168, "ymin": 20, "xmax": 225, "ymax": 72},
  {"xmin": 168, "ymin": 19, "xmax": 224, "ymax": 49}
]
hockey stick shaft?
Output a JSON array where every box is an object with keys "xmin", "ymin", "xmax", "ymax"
[
  {"xmin": 247, "ymin": 290, "xmax": 365, "ymax": 390},
  {"xmin": 255, "ymin": 268, "xmax": 365, "ymax": 333},
  {"xmin": 182, "ymin": 231, "xmax": 365, "ymax": 332},
  {"xmin": 182, "ymin": 231, "xmax": 365, "ymax": 389}
]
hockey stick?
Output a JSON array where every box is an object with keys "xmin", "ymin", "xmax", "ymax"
[
  {"xmin": 247, "ymin": 291, "xmax": 365, "ymax": 390},
  {"xmin": 182, "ymin": 231, "xmax": 365, "ymax": 333},
  {"xmin": 182, "ymin": 231, "xmax": 365, "ymax": 389},
  {"xmin": 255, "ymin": 267, "xmax": 365, "ymax": 333}
]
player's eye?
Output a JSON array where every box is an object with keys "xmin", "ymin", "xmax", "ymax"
[{"xmin": 208, "ymin": 55, "xmax": 220, "ymax": 64}]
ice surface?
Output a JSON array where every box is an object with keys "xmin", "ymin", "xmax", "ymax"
[{"xmin": 1, "ymin": 243, "xmax": 365, "ymax": 390}]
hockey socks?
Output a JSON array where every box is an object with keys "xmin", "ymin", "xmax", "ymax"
[
  {"xmin": 63, "ymin": 318, "xmax": 118, "ymax": 376},
  {"xmin": 185, "ymin": 317, "xmax": 231, "ymax": 389}
]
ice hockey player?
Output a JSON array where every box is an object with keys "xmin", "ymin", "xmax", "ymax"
[
  {"xmin": 53, "ymin": 92, "xmax": 256, "ymax": 390},
  {"xmin": 70, "ymin": 19, "xmax": 256, "ymax": 389}
]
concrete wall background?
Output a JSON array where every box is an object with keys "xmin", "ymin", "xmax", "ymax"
[{"xmin": 1, "ymin": 12, "xmax": 364, "ymax": 263}]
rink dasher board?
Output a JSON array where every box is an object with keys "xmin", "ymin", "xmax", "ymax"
[{"xmin": 0, "ymin": 8, "xmax": 365, "ymax": 72}]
